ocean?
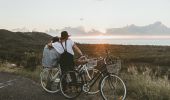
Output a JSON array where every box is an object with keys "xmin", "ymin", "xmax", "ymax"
[{"xmin": 72, "ymin": 38, "xmax": 170, "ymax": 46}]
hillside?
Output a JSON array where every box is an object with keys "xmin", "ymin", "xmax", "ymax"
[
  {"xmin": 0, "ymin": 29, "xmax": 52, "ymax": 64},
  {"xmin": 1, "ymin": 29, "xmax": 170, "ymax": 67},
  {"xmin": 0, "ymin": 29, "xmax": 51, "ymax": 51}
]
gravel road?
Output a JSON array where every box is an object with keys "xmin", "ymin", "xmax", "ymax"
[
  {"xmin": 0, "ymin": 72, "xmax": 66, "ymax": 100},
  {"xmin": 0, "ymin": 72, "xmax": 100, "ymax": 100}
]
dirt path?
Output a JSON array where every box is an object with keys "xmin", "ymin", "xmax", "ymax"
[
  {"xmin": 0, "ymin": 72, "xmax": 101, "ymax": 100},
  {"xmin": 0, "ymin": 72, "xmax": 66, "ymax": 100}
]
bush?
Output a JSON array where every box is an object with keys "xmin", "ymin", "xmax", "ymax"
[{"xmin": 23, "ymin": 52, "xmax": 38, "ymax": 71}]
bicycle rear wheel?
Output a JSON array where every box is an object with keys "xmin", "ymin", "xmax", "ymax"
[
  {"xmin": 60, "ymin": 70, "xmax": 83, "ymax": 99},
  {"xmin": 40, "ymin": 68, "xmax": 60, "ymax": 93},
  {"xmin": 100, "ymin": 74, "xmax": 126, "ymax": 100}
]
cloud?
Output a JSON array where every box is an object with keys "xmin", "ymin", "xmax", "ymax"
[
  {"xmin": 45, "ymin": 29, "xmax": 60, "ymax": 36},
  {"xmin": 46, "ymin": 26, "xmax": 89, "ymax": 36},
  {"xmin": 12, "ymin": 27, "xmax": 30, "ymax": 32},
  {"xmin": 87, "ymin": 29, "xmax": 104, "ymax": 35},
  {"xmin": 46, "ymin": 26, "xmax": 105, "ymax": 37},
  {"xmin": 106, "ymin": 21, "xmax": 170, "ymax": 35},
  {"xmin": 80, "ymin": 18, "xmax": 84, "ymax": 21},
  {"xmin": 46, "ymin": 21, "xmax": 170, "ymax": 37},
  {"xmin": 95, "ymin": 0, "xmax": 105, "ymax": 1},
  {"xmin": 61, "ymin": 26, "xmax": 87, "ymax": 35},
  {"xmin": 13, "ymin": 21, "xmax": 170, "ymax": 37}
]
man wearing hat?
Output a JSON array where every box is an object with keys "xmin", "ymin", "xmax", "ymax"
[
  {"xmin": 51, "ymin": 31, "xmax": 83, "ymax": 90},
  {"xmin": 51, "ymin": 31, "xmax": 83, "ymax": 73}
]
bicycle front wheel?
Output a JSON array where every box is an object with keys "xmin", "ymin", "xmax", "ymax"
[
  {"xmin": 60, "ymin": 70, "xmax": 83, "ymax": 99},
  {"xmin": 100, "ymin": 74, "xmax": 126, "ymax": 100}
]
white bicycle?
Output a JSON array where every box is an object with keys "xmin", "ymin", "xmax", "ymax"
[
  {"xmin": 40, "ymin": 56, "xmax": 101, "ymax": 94},
  {"xmin": 40, "ymin": 67, "xmax": 61, "ymax": 93}
]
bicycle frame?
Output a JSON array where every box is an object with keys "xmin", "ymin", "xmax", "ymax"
[
  {"xmin": 77, "ymin": 64, "xmax": 93, "ymax": 80},
  {"xmin": 43, "ymin": 67, "xmax": 61, "ymax": 82},
  {"xmin": 80, "ymin": 65, "xmax": 107, "ymax": 92},
  {"xmin": 51, "ymin": 68, "xmax": 60, "ymax": 82}
]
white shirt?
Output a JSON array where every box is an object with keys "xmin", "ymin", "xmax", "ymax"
[{"xmin": 52, "ymin": 39, "xmax": 75, "ymax": 55}]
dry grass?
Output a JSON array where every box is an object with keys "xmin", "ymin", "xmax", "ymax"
[
  {"xmin": 0, "ymin": 63, "xmax": 42, "ymax": 82},
  {"xmin": 123, "ymin": 65, "xmax": 170, "ymax": 100},
  {"xmin": 1, "ymin": 63, "xmax": 170, "ymax": 100}
]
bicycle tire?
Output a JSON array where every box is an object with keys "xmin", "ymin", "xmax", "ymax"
[
  {"xmin": 100, "ymin": 74, "xmax": 126, "ymax": 100},
  {"xmin": 60, "ymin": 70, "xmax": 83, "ymax": 99}
]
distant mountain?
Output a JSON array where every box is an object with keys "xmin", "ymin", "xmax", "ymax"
[{"xmin": 106, "ymin": 21, "xmax": 170, "ymax": 35}]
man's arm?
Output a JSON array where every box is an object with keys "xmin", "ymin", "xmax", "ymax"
[{"xmin": 73, "ymin": 44, "xmax": 83, "ymax": 56}]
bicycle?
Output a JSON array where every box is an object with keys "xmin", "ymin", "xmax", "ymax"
[
  {"xmin": 60, "ymin": 56, "xmax": 103, "ymax": 98},
  {"xmin": 76, "ymin": 56, "xmax": 103, "ymax": 95},
  {"xmin": 60, "ymin": 52, "xmax": 126, "ymax": 100},
  {"xmin": 40, "ymin": 66, "xmax": 61, "ymax": 93},
  {"xmin": 40, "ymin": 57, "xmax": 101, "ymax": 94},
  {"xmin": 100, "ymin": 50, "xmax": 126, "ymax": 100}
]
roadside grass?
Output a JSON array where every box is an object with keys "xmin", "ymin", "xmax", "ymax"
[
  {"xmin": 1, "ymin": 63, "xmax": 170, "ymax": 100},
  {"xmin": 0, "ymin": 64, "xmax": 42, "ymax": 82},
  {"xmin": 124, "ymin": 65, "xmax": 170, "ymax": 100}
]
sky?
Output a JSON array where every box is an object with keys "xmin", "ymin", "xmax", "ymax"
[{"xmin": 0, "ymin": 0, "xmax": 170, "ymax": 33}]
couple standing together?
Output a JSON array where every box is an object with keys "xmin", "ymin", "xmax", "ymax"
[{"xmin": 42, "ymin": 31, "xmax": 83, "ymax": 74}]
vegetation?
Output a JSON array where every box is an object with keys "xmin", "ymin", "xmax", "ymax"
[
  {"xmin": 124, "ymin": 65, "xmax": 170, "ymax": 100},
  {"xmin": 0, "ymin": 29, "xmax": 51, "ymax": 69},
  {"xmin": 0, "ymin": 29, "xmax": 170, "ymax": 100},
  {"xmin": 1, "ymin": 29, "xmax": 170, "ymax": 69},
  {"xmin": 0, "ymin": 63, "xmax": 42, "ymax": 82}
]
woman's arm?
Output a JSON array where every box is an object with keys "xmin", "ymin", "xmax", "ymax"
[{"xmin": 73, "ymin": 44, "xmax": 83, "ymax": 56}]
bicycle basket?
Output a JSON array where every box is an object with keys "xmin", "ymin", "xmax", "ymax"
[
  {"xmin": 105, "ymin": 57, "xmax": 121, "ymax": 74},
  {"xmin": 86, "ymin": 59, "xmax": 97, "ymax": 69}
]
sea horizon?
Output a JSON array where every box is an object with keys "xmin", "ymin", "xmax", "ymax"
[{"xmin": 72, "ymin": 38, "xmax": 170, "ymax": 46}]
